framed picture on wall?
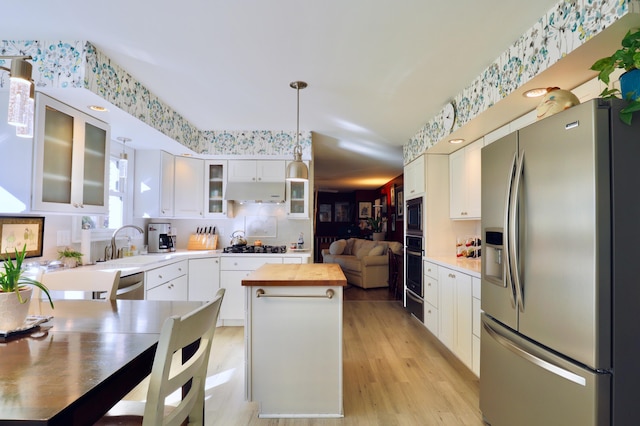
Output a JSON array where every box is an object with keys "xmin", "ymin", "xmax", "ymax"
[
  {"xmin": 319, "ymin": 204, "xmax": 332, "ymax": 222},
  {"xmin": 0, "ymin": 216, "xmax": 45, "ymax": 259},
  {"xmin": 335, "ymin": 202, "xmax": 350, "ymax": 222},
  {"xmin": 397, "ymin": 189, "xmax": 404, "ymax": 218},
  {"xmin": 381, "ymin": 195, "xmax": 387, "ymax": 214},
  {"xmin": 358, "ymin": 202, "xmax": 372, "ymax": 219},
  {"xmin": 390, "ymin": 185, "xmax": 396, "ymax": 206}
]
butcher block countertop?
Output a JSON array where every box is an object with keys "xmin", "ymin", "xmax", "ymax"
[{"xmin": 242, "ymin": 263, "xmax": 347, "ymax": 287}]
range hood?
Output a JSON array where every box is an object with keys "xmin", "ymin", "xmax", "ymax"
[{"xmin": 224, "ymin": 182, "xmax": 285, "ymax": 203}]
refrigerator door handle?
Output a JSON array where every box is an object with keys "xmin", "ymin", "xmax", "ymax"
[
  {"xmin": 483, "ymin": 320, "xmax": 587, "ymax": 386},
  {"xmin": 503, "ymin": 152, "xmax": 517, "ymax": 303},
  {"xmin": 509, "ymin": 150, "xmax": 525, "ymax": 312}
]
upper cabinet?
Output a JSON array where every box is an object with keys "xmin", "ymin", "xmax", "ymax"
[
  {"xmin": 204, "ymin": 160, "xmax": 230, "ymax": 218},
  {"xmin": 174, "ymin": 156, "xmax": 204, "ymax": 218},
  {"xmin": 449, "ymin": 139, "xmax": 482, "ymax": 219},
  {"xmin": 32, "ymin": 93, "xmax": 110, "ymax": 214},
  {"xmin": 134, "ymin": 150, "xmax": 174, "ymax": 218},
  {"xmin": 228, "ymin": 160, "xmax": 285, "ymax": 182},
  {"xmin": 404, "ymin": 155, "xmax": 425, "ymax": 197}
]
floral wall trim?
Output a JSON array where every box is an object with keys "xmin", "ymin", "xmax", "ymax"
[
  {"xmin": 404, "ymin": 0, "xmax": 638, "ymax": 164},
  {"xmin": 0, "ymin": 40, "xmax": 311, "ymax": 157}
]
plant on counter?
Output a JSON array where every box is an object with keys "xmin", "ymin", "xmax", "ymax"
[
  {"xmin": 590, "ymin": 29, "xmax": 640, "ymax": 125},
  {"xmin": 0, "ymin": 245, "xmax": 54, "ymax": 308},
  {"xmin": 58, "ymin": 247, "xmax": 83, "ymax": 267}
]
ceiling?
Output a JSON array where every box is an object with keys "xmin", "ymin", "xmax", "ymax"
[{"xmin": 1, "ymin": 0, "xmax": 563, "ymax": 191}]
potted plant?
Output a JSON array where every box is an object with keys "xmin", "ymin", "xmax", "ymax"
[
  {"xmin": 367, "ymin": 217, "xmax": 386, "ymax": 241},
  {"xmin": 58, "ymin": 247, "xmax": 83, "ymax": 268},
  {"xmin": 0, "ymin": 245, "xmax": 54, "ymax": 331},
  {"xmin": 590, "ymin": 29, "xmax": 640, "ymax": 124}
]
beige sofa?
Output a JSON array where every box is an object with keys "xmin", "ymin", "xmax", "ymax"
[{"xmin": 321, "ymin": 238, "xmax": 403, "ymax": 289}]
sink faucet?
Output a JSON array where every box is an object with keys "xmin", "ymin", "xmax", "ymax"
[{"xmin": 110, "ymin": 225, "xmax": 145, "ymax": 260}]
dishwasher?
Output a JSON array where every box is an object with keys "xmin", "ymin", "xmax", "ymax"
[{"xmin": 116, "ymin": 272, "xmax": 145, "ymax": 300}]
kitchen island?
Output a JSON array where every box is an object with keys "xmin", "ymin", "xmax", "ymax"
[{"xmin": 242, "ymin": 263, "xmax": 346, "ymax": 418}]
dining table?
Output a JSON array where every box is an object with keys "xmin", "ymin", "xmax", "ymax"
[{"xmin": 0, "ymin": 298, "xmax": 204, "ymax": 426}]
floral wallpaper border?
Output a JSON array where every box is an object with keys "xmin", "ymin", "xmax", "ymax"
[
  {"xmin": 404, "ymin": 0, "xmax": 639, "ymax": 164},
  {"xmin": 0, "ymin": 41, "xmax": 311, "ymax": 158}
]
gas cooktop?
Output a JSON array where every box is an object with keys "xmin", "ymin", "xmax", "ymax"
[{"xmin": 222, "ymin": 245, "xmax": 288, "ymax": 254}]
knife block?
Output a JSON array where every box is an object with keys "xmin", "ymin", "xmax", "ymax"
[{"xmin": 187, "ymin": 234, "xmax": 218, "ymax": 250}]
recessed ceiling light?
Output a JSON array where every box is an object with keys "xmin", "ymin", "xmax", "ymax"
[
  {"xmin": 449, "ymin": 138, "xmax": 465, "ymax": 144},
  {"xmin": 88, "ymin": 105, "xmax": 108, "ymax": 112},
  {"xmin": 523, "ymin": 88, "xmax": 549, "ymax": 98}
]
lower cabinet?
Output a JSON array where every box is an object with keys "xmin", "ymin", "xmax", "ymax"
[
  {"xmin": 145, "ymin": 260, "xmax": 189, "ymax": 301},
  {"xmin": 188, "ymin": 257, "xmax": 220, "ymax": 301},
  {"xmin": 472, "ymin": 277, "xmax": 481, "ymax": 376},
  {"xmin": 219, "ymin": 256, "xmax": 284, "ymax": 325},
  {"xmin": 423, "ymin": 261, "xmax": 439, "ymax": 336},
  {"xmin": 438, "ymin": 265, "xmax": 476, "ymax": 374}
]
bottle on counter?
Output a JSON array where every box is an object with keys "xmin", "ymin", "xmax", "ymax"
[{"xmin": 297, "ymin": 232, "xmax": 304, "ymax": 249}]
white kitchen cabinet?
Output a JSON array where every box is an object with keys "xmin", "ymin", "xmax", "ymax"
[
  {"xmin": 438, "ymin": 266, "xmax": 473, "ymax": 371},
  {"xmin": 219, "ymin": 256, "xmax": 284, "ymax": 325},
  {"xmin": 134, "ymin": 150, "xmax": 174, "ymax": 218},
  {"xmin": 145, "ymin": 259, "xmax": 188, "ymax": 301},
  {"xmin": 472, "ymin": 276, "xmax": 481, "ymax": 376},
  {"xmin": 32, "ymin": 93, "xmax": 110, "ymax": 214},
  {"xmin": 228, "ymin": 160, "xmax": 285, "ymax": 182},
  {"xmin": 188, "ymin": 257, "xmax": 220, "ymax": 301},
  {"xmin": 423, "ymin": 261, "xmax": 439, "ymax": 336},
  {"xmin": 286, "ymin": 177, "xmax": 309, "ymax": 219},
  {"xmin": 404, "ymin": 155, "xmax": 425, "ymax": 197},
  {"xmin": 449, "ymin": 139, "xmax": 482, "ymax": 219},
  {"xmin": 174, "ymin": 156, "xmax": 204, "ymax": 218},
  {"xmin": 204, "ymin": 160, "xmax": 231, "ymax": 218}
]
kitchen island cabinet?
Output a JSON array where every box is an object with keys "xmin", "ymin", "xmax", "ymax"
[{"xmin": 242, "ymin": 263, "xmax": 346, "ymax": 418}]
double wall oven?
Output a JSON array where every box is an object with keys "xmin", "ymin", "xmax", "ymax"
[{"xmin": 405, "ymin": 196, "xmax": 424, "ymax": 322}]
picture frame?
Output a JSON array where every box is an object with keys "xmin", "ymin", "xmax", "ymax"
[
  {"xmin": 396, "ymin": 189, "xmax": 404, "ymax": 218},
  {"xmin": 358, "ymin": 201, "xmax": 372, "ymax": 219},
  {"xmin": 374, "ymin": 198, "xmax": 381, "ymax": 219},
  {"xmin": 390, "ymin": 185, "xmax": 396, "ymax": 206},
  {"xmin": 0, "ymin": 216, "xmax": 45, "ymax": 259},
  {"xmin": 381, "ymin": 195, "xmax": 387, "ymax": 214},
  {"xmin": 335, "ymin": 202, "xmax": 350, "ymax": 222},
  {"xmin": 319, "ymin": 204, "xmax": 332, "ymax": 222},
  {"xmin": 391, "ymin": 214, "xmax": 396, "ymax": 231}
]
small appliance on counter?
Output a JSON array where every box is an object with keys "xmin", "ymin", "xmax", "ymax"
[{"xmin": 148, "ymin": 223, "xmax": 174, "ymax": 253}]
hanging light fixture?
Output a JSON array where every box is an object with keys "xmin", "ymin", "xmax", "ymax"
[
  {"xmin": 16, "ymin": 83, "xmax": 35, "ymax": 138},
  {"xmin": 116, "ymin": 137, "xmax": 131, "ymax": 179},
  {"xmin": 0, "ymin": 57, "xmax": 33, "ymax": 127},
  {"xmin": 286, "ymin": 81, "xmax": 309, "ymax": 181}
]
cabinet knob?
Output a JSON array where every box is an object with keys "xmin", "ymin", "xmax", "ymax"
[{"xmin": 158, "ymin": 274, "xmax": 163, "ymax": 279}]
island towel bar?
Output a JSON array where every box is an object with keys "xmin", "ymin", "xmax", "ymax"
[{"xmin": 256, "ymin": 288, "xmax": 335, "ymax": 299}]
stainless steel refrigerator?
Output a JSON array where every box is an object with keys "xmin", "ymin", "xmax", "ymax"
[{"xmin": 480, "ymin": 99, "xmax": 640, "ymax": 426}]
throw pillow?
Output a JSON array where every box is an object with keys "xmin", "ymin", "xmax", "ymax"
[
  {"xmin": 355, "ymin": 246, "xmax": 371, "ymax": 260},
  {"xmin": 344, "ymin": 238, "xmax": 355, "ymax": 255},
  {"xmin": 329, "ymin": 239, "xmax": 346, "ymax": 255},
  {"xmin": 368, "ymin": 245, "xmax": 385, "ymax": 256}
]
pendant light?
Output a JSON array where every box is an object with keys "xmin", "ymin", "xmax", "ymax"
[
  {"xmin": 286, "ymin": 81, "xmax": 309, "ymax": 181},
  {"xmin": 1, "ymin": 57, "xmax": 33, "ymax": 128},
  {"xmin": 16, "ymin": 83, "xmax": 35, "ymax": 138},
  {"xmin": 117, "ymin": 137, "xmax": 131, "ymax": 179}
]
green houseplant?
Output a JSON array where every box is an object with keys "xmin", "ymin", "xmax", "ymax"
[
  {"xmin": 58, "ymin": 247, "xmax": 83, "ymax": 268},
  {"xmin": 0, "ymin": 245, "xmax": 54, "ymax": 330},
  {"xmin": 590, "ymin": 29, "xmax": 640, "ymax": 124}
]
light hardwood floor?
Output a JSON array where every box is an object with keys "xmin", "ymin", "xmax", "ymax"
[{"xmin": 199, "ymin": 299, "xmax": 484, "ymax": 426}]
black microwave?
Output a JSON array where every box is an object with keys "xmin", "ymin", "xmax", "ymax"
[{"xmin": 406, "ymin": 197, "xmax": 422, "ymax": 235}]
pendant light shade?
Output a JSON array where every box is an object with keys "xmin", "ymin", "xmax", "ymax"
[
  {"xmin": 16, "ymin": 83, "xmax": 35, "ymax": 138},
  {"xmin": 117, "ymin": 137, "xmax": 131, "ymax": 180},
  {"xmin": 286, "ymin": 81, "xmax": 309, "ymax": 181},
  {"xmin": 7, "ymin": 59, "xmax": 33, "ymax": 128}
]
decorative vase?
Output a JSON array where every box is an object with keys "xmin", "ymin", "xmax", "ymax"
[
  {"xmin": 0, "ymin": 287, "xmax": 33, "ymax": 331},
  {"xmin": 372, "ymin": 232, "xmax": 385, "ymax": 241},
  {"xmin": 620, "ymin": 69, "xmax": 640, "ymax": 101}
]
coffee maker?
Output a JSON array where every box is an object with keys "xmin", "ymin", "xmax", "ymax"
[{"xmin": 148, "ymin": 223, "xmax": 175, "ymax": 253}]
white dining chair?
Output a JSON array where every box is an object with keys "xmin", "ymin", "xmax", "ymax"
[
  {"xmin": 38, "ymin": 269, "xmax": 121, "ymax": 301},
  {"xmin": 96, "ymin": 287, "xmax": 225, "ymax": 426}
]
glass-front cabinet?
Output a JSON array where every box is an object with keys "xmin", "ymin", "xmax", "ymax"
[
  {"xmin": 286, "ymin": 179, "xmax": 309, "ymax": 219},
  {"xmin": 205, "ymin": 160, "xmax": 229, "ymax": 217},
  {"xmin": 32, "ymin": 93, "xmax": 110, "ymax": 214}
]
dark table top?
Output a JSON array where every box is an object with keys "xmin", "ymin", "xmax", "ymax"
[{"xmin": 0, "ymin": 299, "xmax": 203, "ymax": 425}]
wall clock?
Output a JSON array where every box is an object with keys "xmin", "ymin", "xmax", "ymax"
[{"xmin": 443, "ymin": 101, "xmax": 456, "ymax": 133}]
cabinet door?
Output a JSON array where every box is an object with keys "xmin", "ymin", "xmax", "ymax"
[
  {"xmin": 286, "ymin": 179, "xmax": 308, "ymax": 219},
  {"xmin": 257, "ymin": 160, "xmax": 285, "ymax": 181},
  {"xmin": 438, "ymin": 268, "xmax": 455, "ymax": 351},
  {"xmin": 455, "ymin": 272, "xmax": 473, "ymax": 369},
  {"xmin": 449, "ymin": 139, "xmax": 482, "ymax": 219},
  {"xmin": 160, "ymin": 151, "xmax": 174, "ymax": 217},
  {"xmin": 134, "ymin": 150, "xmax": 174, "ymax": 218},
  {"xmin": 465, "ymin": 140, "xmax": 482, "ymax": 218},
  {"xmin": 188, "ymin": 257, "xmax": 220, "ymax": 301},
  {"xmin": 219, "ymin": 270, "xmax": 250, "ymax": 321},
  {"xmin": 205, "ymin": 160, "xmax": 229, "ymax": 217},
  {"xmin": 32, "ymin": 93, "xmax": 110, "ymax": 214},
  {"xmin": 404, "ymin": 155, "xmax": 425, "ymax": 197},
  {"xmin": 174, "ymin": 156, "xmax": 204, "ymax": 218},
  {"xmin": 228, "ymin": 160, "xmax": 257, "ymax": 182},
  {"xmin": 449, "ymin": 149, "xmax": 466, "ymax": 218}
]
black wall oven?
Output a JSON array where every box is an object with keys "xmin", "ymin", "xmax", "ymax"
[
  {"xmin": 405, "ymin": 235, "xmax": 424, "ymax": 322},
  {"xmin": 406, "ymin": 197, "xmax": 423, "ymax": 236}
]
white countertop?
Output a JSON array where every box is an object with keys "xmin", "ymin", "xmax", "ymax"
[{"xmin": 425, "ymin": 255, "xmax": 481, "ymax": 278}]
